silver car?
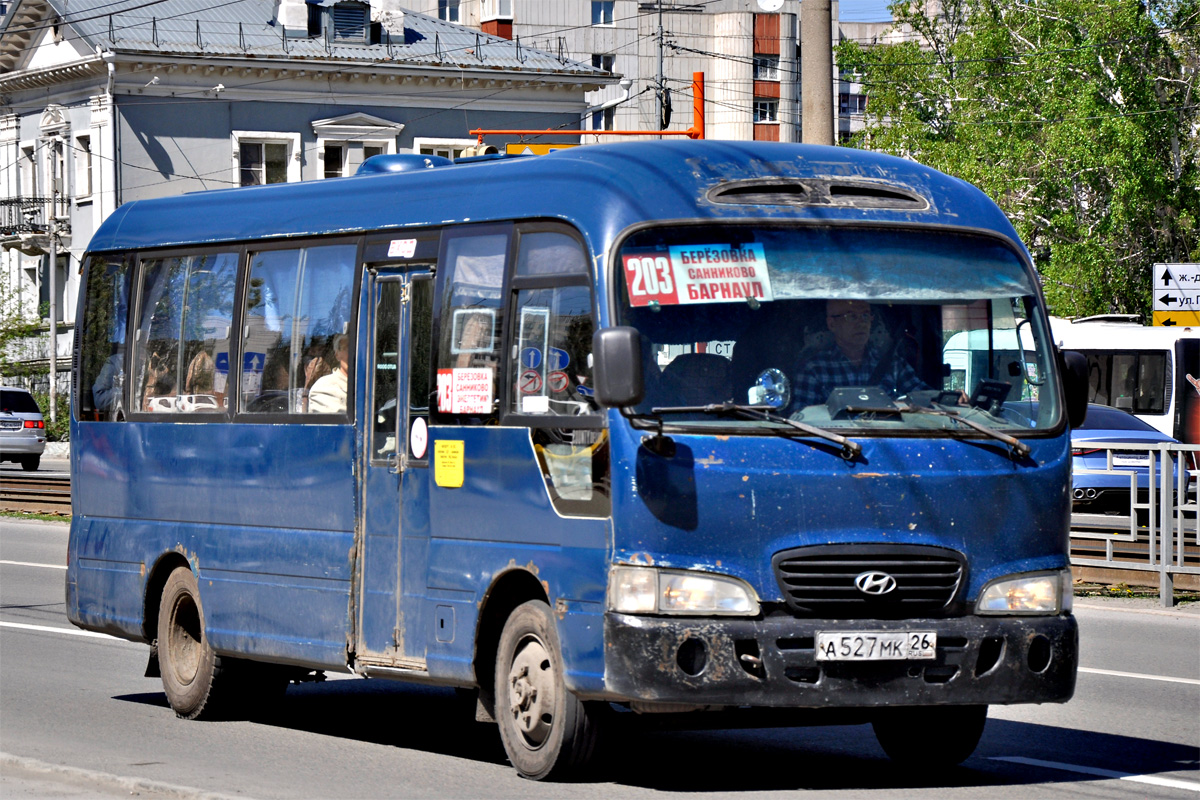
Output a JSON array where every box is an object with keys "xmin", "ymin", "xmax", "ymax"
[{"xmin": 1, "ymin": 387, "xmax": 46, "ymax": 471}]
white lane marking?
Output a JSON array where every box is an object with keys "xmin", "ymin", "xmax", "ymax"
[
  {"xmin": 992, "ymin": 756, "xmax": 1200, "ymax": 792},
  {"xmin": 0, "ymin": 621, "xmax": 129, "ymax": 642},
  {"xmin": 0, "ymin": 560, "xmax": 66, "ymax": 570},
  {"xmin": 1080, "ymin": 666, "xmax": 1200, "ymax": 686}
]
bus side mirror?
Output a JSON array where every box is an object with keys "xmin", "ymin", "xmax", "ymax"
[
  {"xmin": 1059, "ymin": 349, "xmax": 1088, "ymax": 428},
  {"xmin": 593, "ymin": 327, "xmax": 644, "ymax": 408}
]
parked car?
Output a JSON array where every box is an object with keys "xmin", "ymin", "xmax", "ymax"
[
  {"xmin": 0, "ymin": 387, "xmax": 46, "ymax": 471},
  {"xmin": 1069, "ymin": 403, "xmax": 1188, "ymax": 516}
]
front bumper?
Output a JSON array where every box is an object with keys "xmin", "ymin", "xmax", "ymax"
[{"xmin": 604, "ymin": 612, "xmax": 1077, "ymax": 708}]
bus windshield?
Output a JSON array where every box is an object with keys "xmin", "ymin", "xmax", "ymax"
[{"xmin": 616, "ymin": 225, "xmax": 1062, "ymax": 433}]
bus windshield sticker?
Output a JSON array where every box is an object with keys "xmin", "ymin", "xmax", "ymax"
[
  {"xmin": 387, "ymin": 239, "xmax": 418, "ymax": 258},
  {"xmin": 623, "ymin": 243, "xmax": 774, "ymax": 307},
  {"xmin": 437, "ymin": 367, "xmax": 493, "ymax": 414},
  {"xmin": 433, "ymin": 439, "xmax": 465, "ymax": 488}
]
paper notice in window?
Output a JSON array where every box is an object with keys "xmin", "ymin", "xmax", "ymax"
[
  {"xmin": 622, "ymin": 243, "xmax": 773, "ymax": 307},
  {"xmin": 437, "ymin": 368, "xmax": 493, "ymax": 414}
]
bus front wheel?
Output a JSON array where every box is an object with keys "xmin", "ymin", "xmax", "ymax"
[
  {"xmin": 872, "ymin": 704, "xmax": 988, "ymax": 767},
  {"xmin": 494, "ymin": 600, "xmax": 600, "ymax": 780},
  {"xmin": 157, "ymin": 567, "xmax": 226, "ymax": 720}
]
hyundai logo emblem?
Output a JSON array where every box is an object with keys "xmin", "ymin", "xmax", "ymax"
[{"xmin": 855, "ymin": 571, "xmax": 897, "ymax": 596}]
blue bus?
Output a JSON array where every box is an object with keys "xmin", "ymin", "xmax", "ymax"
[{"xmin": 68, "ymin": 141, "xmax": 1087, "ymax": 780}]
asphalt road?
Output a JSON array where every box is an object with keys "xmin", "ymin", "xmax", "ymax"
[{"xmin": 2, "ymin": 519, "xmax": 1197, "ymax": 799}]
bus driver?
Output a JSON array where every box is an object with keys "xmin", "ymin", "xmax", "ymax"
[{"xmin": 792, "ymin": 299, "xmax": 927, "ymax": 408}]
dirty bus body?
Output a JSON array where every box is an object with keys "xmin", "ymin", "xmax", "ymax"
[{"xmin": 67, "ymin": 141, "xmax": 1083, "ymax": 779}]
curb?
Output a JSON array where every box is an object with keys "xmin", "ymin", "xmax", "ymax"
[{"xmin": 0, "ymin": 752, "xmax": 252, "ymax": 800}]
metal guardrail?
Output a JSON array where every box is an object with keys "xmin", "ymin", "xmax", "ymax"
[{"xmin": 1069, "ymin": 442, "xmax": 1200, "ymax": 607}]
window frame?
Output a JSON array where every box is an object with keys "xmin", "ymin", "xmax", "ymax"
[
  {"xmin": 232, "ymin": 131, "xmax": 301, "ymax": 186},
  {"xmin": 235, "ymin": 236, "xmax": 363, "ymax": 424},
  {"xmin": 480, "ymin": 0, "xmax": 512, "ymax": 21},
  {"xmin": 437, "ymin": 0, "xmax": 460, "ymax": 22},
  {"xmin": 753, "ymin": 54, "xmax": 780, "ymax": 81},
  {"xmin": 500, "ymin": 223, "xmax": 601, "ymax": 430},
  {"xmin": 413, "ymin": 137, "xmax": 476, "ymax": 162},
  {"xmin": 125, "ymin": 246, "xmax": 245, "ymax": 423},
  {"xmin": 753, "ymin": 99, "xmax": 779, "ymax": 123},
  {"xmin": 74, "ymin": 135, "xmax": 92, "ymax": 200},
  {"xmin": 591, "ymin": 0, "xmax": 614, "ymax": 26}
]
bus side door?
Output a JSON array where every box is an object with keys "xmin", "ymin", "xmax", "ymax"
[{"xmin": 357, "ymin": 268, "xmax": 434, "ymax": 666}]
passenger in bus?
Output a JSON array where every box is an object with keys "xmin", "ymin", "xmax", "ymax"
[
  {"xmin": 792, "ymin": 299, "xmax": 926, "ymax": 408},
  {"xmin": 303, "ymin": 341, "xmax": 332, "ymax": 394},
  {"xmin": 308, "ymin": 334, "xmax": 349, "ymax": 413},
  {"xmin": 92, "ymin": 346, "xmax": 124, "ymax": 418},
  {"xmin": 185, "ymin": 349, "xmax": 214, "ymax": 395}
]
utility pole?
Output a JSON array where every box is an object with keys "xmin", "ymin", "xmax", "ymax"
[
  {"xmin": 800, "ymin": 0, "xmax": 834, "ymax": 145},
  {"xmin": 48, "ymin": 177, "xmax": 58, "ymax": 426}
]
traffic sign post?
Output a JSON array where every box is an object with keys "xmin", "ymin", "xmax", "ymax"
[{"xmin": 1153, "ymin": 263, "xmax": 1200, "ymax": 326}]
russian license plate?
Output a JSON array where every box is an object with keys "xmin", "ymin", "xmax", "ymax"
[
  {"xmin": 815, "ymin": 631, "xmax": 937, "ymax": 661},
  {"xmin": 1112, "ymin": 455, "xmax": 1150, "ymax": 467}
]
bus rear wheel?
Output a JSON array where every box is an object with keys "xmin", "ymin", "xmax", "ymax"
[
  {"xmin": 157, "ymin": 567, "xmax": 230, "ymax": 720},
  {"xmin": 872, "ymin": 705, "xmax": 988, "ymax": 767},
  {"xmin": 494, "ymin": 600, "xmax": 600, "ymax": 780}
]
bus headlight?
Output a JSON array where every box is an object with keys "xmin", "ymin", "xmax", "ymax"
[
  {"xmin": 976, "ymin": 570, "xmax": 1072, "ymax": 615},
  {"xmin": 608, "ymin": 566, "xmax": 760, "ymax": 616}
]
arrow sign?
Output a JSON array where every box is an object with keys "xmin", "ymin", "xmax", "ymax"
[
  {"xmin": 1161, "ymin": 294, "xmax": 1179, "ymax": 305},
  {"xmin": 1163, "ymin": 318, "xmax": 1178, "ymax": 326},
  {"xmin": 1162, "ymin": 268, "xmax": 1173, "ymax": 286}
]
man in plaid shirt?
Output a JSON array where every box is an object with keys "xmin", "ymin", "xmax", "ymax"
[{"xmin": 793, "ymin": 299, "xmax": 927, "ymax": 408}]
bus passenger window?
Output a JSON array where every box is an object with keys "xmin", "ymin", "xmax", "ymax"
[
  {"xmin": 77, "ymin": 254, "xmax": 131, "ymax": 421},
  {"xmin": 435, "ymin": 231, "xmax": 507, "ymax": 420},
  {"xmin": 241, "ymin": 244, "xmax": 356, "ymax": 417},
  {"xmin": 132, "ymin": 252, "xmax": 237, "ymax": 415}
]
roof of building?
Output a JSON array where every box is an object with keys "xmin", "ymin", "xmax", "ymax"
[{"xmin": 1, "ymin": 0, "xmax": 608, "ymax": 77}]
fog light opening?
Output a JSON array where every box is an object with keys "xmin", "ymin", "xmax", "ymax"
[
  {"xmin": 676, "ymin": 638, "xmax": 708, "ymax": 677},
  {"xmin": 1027, "ymin": 635, "xmax": 1052, "ymax": 673},
  {"xmin": 975, "ymin": 636, "xmax": 1005, "ymax": 677}
]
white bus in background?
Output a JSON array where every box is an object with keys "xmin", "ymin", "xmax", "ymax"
[{"xmin": 1050, "ymin": 315, "xmax": 1200, "ymax": 443}]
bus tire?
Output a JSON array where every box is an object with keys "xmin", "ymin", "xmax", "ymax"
[
  {"xmin": 872, "ymin": 704, "xmax": 987, "ymax": 767},
  {"xmin": 157, "ymin": 567, "xmax": 228, "ymax": 720},
  {"xmin": 494, "ymin": 600, "xmax": 599, "ymax": 780}
]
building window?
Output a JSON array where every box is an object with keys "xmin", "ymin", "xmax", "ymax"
[
  {"xmin": 364, "ymin": 144, "xmax": 385, "ymax": 160},
  {"xmin": 591, "ymin": 107, "xmax": 614, "ymax": 131},
  {"xmin": 240, "ymin": 142, "xmax": 288, "ymax": 185},
  {"xmin": 592, "ymin": 1, "xmax": 614, "ymax": 25},
  {"xmin": 323, "ymin": 143, "xmax": 345, "ymax": 179},
  {"xmin": 414, "ymin": 137, "xmax": 476, "ymax": 162},
  {"xmin": 839, "ymin": 93, "xmax": 868, "ymax": 114},
  {"xmin": 19, "ymin": 146, "xmax": 36, "ymax": 197},
  {"xmin": 753, "ymin": 99, "xmax": 778, "ymax": 123},
  {"xmin": 234, "ymin": 132, "xmax": 300, "ymax": 186},
  {"xmin": 753, "ymin": 55, "xmax": 779, "ymax": 81},
  {"xmin": 591, "ymin": 53, "xmax": 614, "ymax": 72},
  {"xmin": 481, "ymin": 0, "xmax": 512, "ymax": 20},
  {"xmin": 437, "ymin": 0, "xmax": 459, "ymax": 21},
  {"xmin": 74, "ymin": 136, "xmax": 92, "ymax": 199}
]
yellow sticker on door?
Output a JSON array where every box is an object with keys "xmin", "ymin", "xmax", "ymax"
[{"xmin": 434, "ymin": 440, "xmax": 465, "ymax": 488}]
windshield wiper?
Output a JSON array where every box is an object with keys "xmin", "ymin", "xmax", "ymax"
[
  {"xmin": 890, "ymin": 404, "xmax": 1031, "ymax": 458},
  {"xmin": 650, "ymin": 402, "xmax": 862, "ymax": 459}
]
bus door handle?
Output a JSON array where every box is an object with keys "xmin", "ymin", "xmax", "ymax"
[{"xmin": 387, "ymin": 453, "xmax": 403, "ymax": 474}]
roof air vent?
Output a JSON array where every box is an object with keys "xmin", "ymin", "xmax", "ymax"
[{"xmin": 708, "ymin": 178, "xmax": 928, "ymax": 210}]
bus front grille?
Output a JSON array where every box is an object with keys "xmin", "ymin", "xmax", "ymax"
[{"xmin": 772, "ymin": 545, "xmax": 966, "ymax": 619}]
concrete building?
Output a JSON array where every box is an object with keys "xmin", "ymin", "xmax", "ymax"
[
  {"xmin": 0, "ymin": 0, "xmax": 613, "ymax": 388},
  {"xmin": 409, "ymin": 1, "xmax": 894, "ymax": 143}
]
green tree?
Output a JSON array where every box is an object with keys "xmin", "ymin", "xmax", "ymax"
[
  {"xmin": 0, "ymin": 280, "xmax": 45, "ymax": 380},
  {"xmin": 838, "ymin": 0, "xmax": 1200, "ymax": 317}
]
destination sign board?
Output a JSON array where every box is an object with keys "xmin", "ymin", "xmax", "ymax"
[{"xmin": 1153, "ymin": 263, "xmax": 1200, "ymax": 323}]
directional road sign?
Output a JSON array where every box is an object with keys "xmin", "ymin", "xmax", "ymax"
[{"xmin": 1153, "ymin": 263, "xmax": 1200, "ymax": 322}]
